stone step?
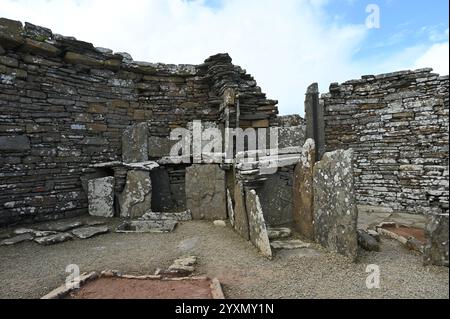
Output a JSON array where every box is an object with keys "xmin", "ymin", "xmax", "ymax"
[
  {"xmin": 267, "ymin": 227, "xmax": 292, "ymax": 240},
  {"xmin": 270, "ymin": 239, "xmax": 311, "ymax": 250},
  {"xmin": 141, "ymin": 210, "xmax": 192, "ymax": 222}
]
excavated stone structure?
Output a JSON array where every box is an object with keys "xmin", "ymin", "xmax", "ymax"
[{"xmin": 0, "ymin": 18, "xmax": 448, "ymax": 265}]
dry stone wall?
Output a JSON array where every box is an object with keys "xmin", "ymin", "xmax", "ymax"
[
  {"xmin": 321, "ymin": 69, "xmax": 449, "ymax": 216},
  {"xmin": 0, "ymin": 18, "xmax": 279, "ymax": 226}
]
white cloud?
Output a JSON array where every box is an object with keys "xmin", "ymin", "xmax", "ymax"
[
  {"xmin": 0, "ymin": 0, "xmax": 447, "ymax": 115},
  {"xmin": 414, "ymin": 42, "xmax": 449, "ymax": 75}
]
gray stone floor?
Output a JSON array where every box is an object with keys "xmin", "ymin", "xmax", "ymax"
[{"xmin": 0, "ymin": 218, "xmax": 448, "ymax": 299}]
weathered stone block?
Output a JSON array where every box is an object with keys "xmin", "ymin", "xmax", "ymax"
[
  {"xmin": 87, "ymin": 177, "xmax": 115, "ymax": 218},
  {"xmin": 122, "ymin": 122, "xmax": 148, "ymax": 163},
  {"xmin": 292, "ymin": 139, "xmax": 315, "ymax": 240},
  {"xmin": 233, "ymin": 181, "xmax": 249, "ymax": 240},
  {"xmin": 148, "ymin": 136, "xmax": 176, "ymax": 158},
  {"xmin": 118, "ymin": 170, "xmax": 152, "ymax": 218},
  {"xmin": 64, "ymin": 51, "xmax": 104, "ymax": 68},
  {"xmin": 0, "ymin": 135, "xmax": 30, "ymax": 151},
  {"xmin": 278, "ymin": 126, "xmax": 306, "ymax": 149},
  {"xmin": 313, "ymin": 149, "xmax": 358, "ymax": 261},
  {"xmin": 21, "ymin": 38, "xmax": 61, "ymax": 57},
  {"xmin": 424, "ymin": 213, "xmax": 449, "ymax": 267},
  {"xmin": 227, "ymin": 188, "xmax": 235, "ymax": 227},
  {"xmin": 257, "ymin": 172, "xmax": 293, "ymax": 226},
  {"xmin": 0, "ymin": 18, "xmax": 24, "ymax": 49},
  {"xmin": 72, "ymin": 226, "xmax": 109, "ymax": 239},
  {"xmin": 185, "ymin": 164, "xmax": 227, "ymax": 220},
  {"xmin": 245, "ymin": 189, "xmax": 272, "ymax": 259}
]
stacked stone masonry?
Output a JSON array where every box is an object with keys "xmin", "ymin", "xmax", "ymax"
[
  {"xmin": 321, "ymin": 70, "xmax": 449, "ymax": 215},
  {"xmin": 0, "ymin": 18, "xmax": 279, "ymax": 226}
]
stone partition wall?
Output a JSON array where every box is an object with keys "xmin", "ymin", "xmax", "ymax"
[
  {"xmin": 320, "ymin": 69, "xmax": 449, "ymax": 215},
  {"xmin": 0, "ymin": 18, "xmax": 278, "ymax": 226}
]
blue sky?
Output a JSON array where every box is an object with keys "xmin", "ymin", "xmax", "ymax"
[{"xmin": 1, "ymin": 0, "xmax": 448, "ymax": 115}]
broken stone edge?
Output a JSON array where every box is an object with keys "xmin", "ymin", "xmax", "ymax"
[
  {"xmin": 42, "ymin": 270, "xmax": 225, "ymax": 299},
  {"xmin": 41, "ymin": 271, "xmax": 98, "ymax": 299}
]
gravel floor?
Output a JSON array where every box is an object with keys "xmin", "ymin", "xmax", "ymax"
[{"xmin": 0, "ymin": 218, "xmax": 448, "ymax": 299}]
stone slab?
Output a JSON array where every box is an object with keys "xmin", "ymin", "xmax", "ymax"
[
  {"xmin": 72, "ymin": 226, "xmax": 109, "ymax": 239},
  {"xmin": 245, "ymin": 189, "xmax": 272, "ymax": 259},
  {"xmin": 185, "ymin": 164, "xmax": 226, "ymax": 220},
  {"xmin": 122, "ymin": 122, "xmax": 148, "ymax": 163},
  {"xmin": 233, "ymin": 181, "xmax": 250, "ymax": 240},
  {"xmin": 423, "ymin": 213, "xmax": 449, "ymax": 267},
  {"xmin": 88, "ymin": 177, "xmax": 115, "ymax": 218},
  {"xmin": 34, "ymin": 233, "xmax": 73, "ymax": 245},
  {"xmin": 313, "ymin": 149, "xmax": 358, "ymax": 261},
  {"xmin": 292, "ymin": 139, "xmax": 315, "ymax": 240},
  {"xmin": 0, "ymin": 233, "xmax": 33, "ymax": 246},
  {"xmin": 118, "ymin": 170, "xmax": 152, "ymax": 218}
]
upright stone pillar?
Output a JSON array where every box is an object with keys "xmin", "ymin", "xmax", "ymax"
[
  {"xmin": 305, "ymin": 83, "xmax": 325, "ymax": 161},
  {"xmin": 423, "ymin": 213, "xmax": 449, "ymax": 267},
  {"xmin": 292, "ymin": 139, "xmax": 316, "ymax": 240}
]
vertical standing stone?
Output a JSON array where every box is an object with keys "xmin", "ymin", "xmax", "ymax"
[
  {"xmin": 423, "ymin": 213, "xmax": 449, "ymax": 267},
  {"xmin": 88, "ymin": 177, "xmax": 115, "ymax": 217},
  {"xmin": 185, "ymin": 164, "xmax": 227, "ymax": 220},
  {"xmin": 118, "ymin": 170, "xmax": 152, "ymax": 218},
  {"xmin": 227, "ymin": 188, "xmax": 235, "ymax": 227},
  {"xmin": 246, "ymin": 189, "xmax": 272, "ymax": 259},
  {"xmin": 313, "ymin": 149, "xmax": 358, "ymax": 261},
  {"xmin": 122, "ymin": 122, "xmax": 148, "ymax": 163},
  {"xmin": 233, "ymin": 181, "xmax": 250, "ymax": 240},
  {"xmin": 305, "ymin": 83, "xmax": 325, "ymax": 161},
  {"xmin": 292, "ymin": 139, "xmax": 316, "ymax": 240}
]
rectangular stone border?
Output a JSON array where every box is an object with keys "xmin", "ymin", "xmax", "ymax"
[{"xmin": 41, "ymin": 271, "xmax": 225, "ymax": 299}]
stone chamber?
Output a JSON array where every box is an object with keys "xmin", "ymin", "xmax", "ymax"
[{"xmin": 0, "ymin": 18, "xmax": 448, "ymax": 297}]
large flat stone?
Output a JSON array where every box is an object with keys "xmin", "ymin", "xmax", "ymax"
[
  {"xmin": 270, "ymin": 239, "xmax": 311, "ymax": 250},
  {"xmin": 233, "ymin": 181, "xmax": 249, "ymax": 240},
  {"xmin": 34, "ymin": 233, "xmax": 73, "ymax": 245},
  {"xmin": 88, "ymin": 177, "xmax": 115, "ymax": 218},
  {"xmin": 122, "ymin": 123, "xmax": 148, "ymax": 163},
  {"xmin": 72, "ymin": 226, "xmax": 109, "ymax": 239},
  {"xmin": 36, "ymin": 220, "xmax": 84, "ymax": 232},
  {"xmin": 0, "ymin": 233, "xmax": 33, "ymax": 246},
  {"xmin": 0, "ymin": 136, "xmax": 30, "ymax": 151},
  {"xmin": 313, "ymin": 149, "xmax": 358, "ymax": 261},
  {"xmin": 423, "ymin": 213, "xmax": 449, "ymax": 267},
  {"xmin": 116, "ymin": 220, "xmax": 177, "ymax": 233},
  {"xmin": 292, "ymin": 139, "xmax": 315, "ymax": 240},
  {"xmin": 256, "ymin": 172, "xmax": 293, "ymax": 226},
  {"xmin": 118, "ymin": 170, "xmax": 152, "ymax": 218},
  {"xmin": 185, "ymin": 164, "xmax": 227, "ymax": 220},
  {"xmin": 245, "ymin": 189, "xmax": 272, "ymax": 259},
  {"xmin": 141, "ymin": 211, "xmax": 192, "ymax": 221}
]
